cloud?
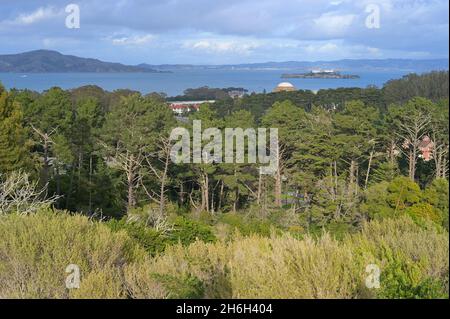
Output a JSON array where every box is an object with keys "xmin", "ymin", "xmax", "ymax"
[
  {"xmin": 305, "ymin": 43, "xmax": 340, "ymax": 54},
  {"xmin": 182, "ymin": 38, "xmax": 261, "ymax": 55},
  {"xmin": 313, "ymin": 13, "xmax": 356, "ymax": 36},
  {"xmin": 0, "ymin": 0, "xmax": 447, "ymax": 63},
  {"xmin": 110, "ymin": 34, "xmax": 155, "ymax": 46},
  {"xmin": 12, "ymin": 6, "xmax": 58, "ymax": 25}
]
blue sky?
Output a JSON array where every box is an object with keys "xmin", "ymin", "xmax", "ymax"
[{"xmin": 0, "ymin": 0, "xmax": 448, "ymax": 64}]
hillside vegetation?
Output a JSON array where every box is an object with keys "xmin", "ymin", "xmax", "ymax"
[{"xmin": 0, "ymin": 71, "xmax": 448, "ymax": 298}]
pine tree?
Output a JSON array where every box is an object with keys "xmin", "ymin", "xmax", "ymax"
[{"xmin": 0, "ymin": 84, "xmax": 28, "ymax": 174}]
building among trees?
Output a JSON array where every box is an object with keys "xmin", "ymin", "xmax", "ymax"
[{"xmin": 273, "ymin": 82, "xmax": 296, "ymax": 92}]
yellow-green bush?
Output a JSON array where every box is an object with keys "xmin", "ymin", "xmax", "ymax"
[
  {"xmin": 143, "ymin": 216, "xmax": 448, "ymax": 299},
  {"xmin": 229, "ymin": 234, "xmax": 359, "ymax": 298},
  {"xmin": 137, "ymin": 240, "xmax": 231, "ymax": 298},
  {"xmin": 0, "ymin": 210, "xmax": 447, "ymax": 299},
  {"xmin": 0, "ymin": 209, "xmax": 145, "ymax": 298},
  {"xmin": 348, "ymin": 216, "xmax": 449, "ymax": 298}
]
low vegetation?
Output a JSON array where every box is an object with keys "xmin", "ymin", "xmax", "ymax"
[{"xmin": 0, "ymin": 210, "xmax": 447, "ymax": 299}]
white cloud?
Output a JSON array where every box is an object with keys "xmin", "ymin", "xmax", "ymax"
[
  {"xmin": 305, "ymin": 42, "xmax": 340, "ymax": 54},
  {"xmin": 182, "ymin": 39, "xmax": 261, "ymax": 55},
  {"xmin": 13, "ymin": 7, "xmax": 58, "ymax": 25},
  {"xmin": 313, "ymin": 13, "xmax": 355, "ymax": 35},
  {"xmin": 111, "ymin": 34, "xmax": 155, "ymax": 46}
]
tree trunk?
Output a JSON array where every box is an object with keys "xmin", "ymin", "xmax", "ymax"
[
  {"xmin": 365, "ymin": 150, "xmax": 374, "ymax": 189},
  {"xmin": 273, "ymin": 143, "xmax": 283, "ymax": 208},
  {"xmin": 388, "ymin": 139, "xmax": 396, "ymax": 165},
  {"xmin": 274, "ymin": 169, "xmax": 282, "ymax": 208},
  {"xmin": 55, "ymin": 162, "xmax": 61, "ymax": 209},
  {"xmin": 200, "ymin": 172, "xmax": 209, "ymax": 213},
  {"xmin": 408, "ymin": 148, "xmax": 415, "ymax": 181},
  {"xmin": 349, "ymin": 159, "xmax": 356, "ymax": 186},
  {"xmin": 126, "ymin": 156, "xmax": 136, "ymax": 212},
  {"xmin": 218, "ymin": 180, "xmax": 224, "ymax": 211},
  {"xmin": 65, "ymin": 165, "xmax": 75, "ymax": 209},
  {"xmin": 42, "ymin": 138, "xmax": 50, "ymax": 190},
  {"xmin": 159, "ymin": 150, "xmax": 170, "ymax": 216},
  {"xmin": 257, "ymin": 168, "xmax": 262, "ymax": 205},
  {"xmin": 88, "ymin": 155, "xmax": 93, "ymax": 212}
]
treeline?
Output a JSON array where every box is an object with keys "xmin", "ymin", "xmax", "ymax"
[
  {"xmin": 213, "ymin": 70, "xmax": 449, "ymax": 120},
  {"xmin": 0, "ymin": 71, "xmax": 448, "ymax": 232},
  {"xmin": 168, "ymin": 86, "xmax": 248, "ymax": 101}
]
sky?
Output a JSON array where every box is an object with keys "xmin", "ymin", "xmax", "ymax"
[{"xmin": 0, "ymin": 0, "xmax": 448, "ymax": 65}]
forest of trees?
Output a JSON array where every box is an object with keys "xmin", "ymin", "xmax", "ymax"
[{"xmin": 0, "ymin": 71, "xmax": 448, "ymax": 299}]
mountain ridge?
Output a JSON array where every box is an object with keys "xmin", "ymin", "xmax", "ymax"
[
  {"xmin": 1, "ymin": 50, "xmax": 448, "ymax": 73},
  {"xmin": 140, "ymin": 58, "xmax": 449, "ymax": 72},
  {"xmin": 0, "ymin": 50, "xmax": 161, "ymax": 73}
]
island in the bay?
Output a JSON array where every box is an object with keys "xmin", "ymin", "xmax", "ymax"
[{"xmin": 282, "ymin": 69, "xmax": 360, "ymax": 79}]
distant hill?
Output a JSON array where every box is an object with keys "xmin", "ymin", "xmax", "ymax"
[
  {"xmin": 142, "ymin": 59, "xmax": 449, "ymax": 73},
  {"xmin": 2, "ymin": 50, "xmax": 448, "ymax": 73},
  {"xmin": 0, "ymin": 50, "xmax": 160, "ymax": 73}
]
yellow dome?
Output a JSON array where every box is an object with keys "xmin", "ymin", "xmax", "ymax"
[
  {"xmin": 278, "ymin": 82, "xmax": 294, "ymax": 88},
  {"xmin": 273, "ymin": 82, "xmax": 296, "ymax": 92}
]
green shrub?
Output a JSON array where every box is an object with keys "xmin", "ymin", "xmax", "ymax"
[
  {"xmin": 376, "ymin": 250, "xmax": 448, "ymax": 299},
  {"xmin": 405, "ymin": 203, "xmax": 444, "ymax": 225},
  {"xmin": 423, "ymin": 179, "xmax": 449, "ymax": 229},
  {"xmin": 123, "ymin": 260, "xmax": 205, "ymax": 299},
  {"xmin": 106, "ymin": 216, "xmax": 216, "ymax": 256},
  {"xmin": 386, "ymin": 176, "xmax": 422, "ymax": 209},
  {"xmin": 168, "ymin": 216, "xmax": 216, "ymax": 245},
  {"xmin": 106, "ymin": 218, "xmax": 167, "ymax": 256},
  {"xmin": 219, "ymin": 213, "xmax": 278, "ymax": 237},
  {"xmin": 153, "ymin": 274, "xmax": 204, "ymax": 299},
  {"xmin": 348, "ymin": 216, "xmax": 449, "ymax": 298}
]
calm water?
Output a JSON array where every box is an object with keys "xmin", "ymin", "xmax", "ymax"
[{"xmin": 0, "ymin": 69, "xmax": 409, "ymax": 96}]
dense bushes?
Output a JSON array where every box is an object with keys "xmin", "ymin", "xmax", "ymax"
[
  {"xmin": 170, "ymin": 216, "xmax": 217, "ymax": 245},
  {"xmin": 218, "ymin": 213, "xmax": 280, "ymax": 238},
  {"xmin": 362, "ymin": 177, "xmax": 448, "ymax": 229},
  {"xmin": 0, "ymin": 209, "xmax": 144, "ymax": 298},
  {"xmin": 0, "ymin": 210, "xmax": 447, "ymax": 299},
  {"xmin": 106, "ymin": 215, "xmax": 216, "ymax": 256},
  {"xmin": 106, "ymin": 219, "xmax": 166, "ymax": 257},
  {"xmin": 137, "ymin": 216, "xmax": 448, "ymax": 299},
  {"xmin": 349, "ymin": 217, "xmax": 449, "ymax": 298}
]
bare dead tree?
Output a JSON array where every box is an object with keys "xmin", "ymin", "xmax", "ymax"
[
  {"xmin": 0, "ymin": 171, "xmax": 59, "ymax": 214},
  {"xmin": 141, "ymin": 136, "xmax": 173, "ymax": 217},
  {"xmin": 395, "ymin": 112, "xmax": 431, "ymax": 180},
  {"xmin": 432, "ymin": 137, "xmax": 449, "ymax": 179}
]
